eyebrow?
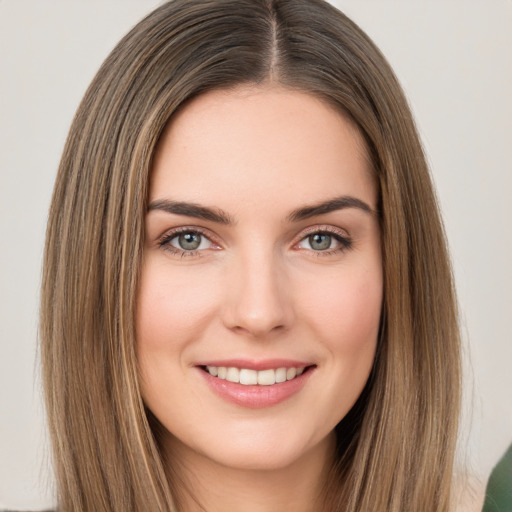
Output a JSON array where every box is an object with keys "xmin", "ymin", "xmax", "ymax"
[
  {"xmin": 147, "ymin": 195, "xmax": 375, "ymax": 225},
  {"xmin": 287, "ymin": 196, "xmax": 376, "ymax": 222},
  {"xmin": 147, "ymin": 199, "xmax": 234, "ymax": 224}
]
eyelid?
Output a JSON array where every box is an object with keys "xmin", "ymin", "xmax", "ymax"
[
  {"xmin": 292, "ymin": 224, "xmax": 351, "ymax": 247},
  {"xmin": 296, "ymin": 224, "xmax": 350, "ymax": 239}
]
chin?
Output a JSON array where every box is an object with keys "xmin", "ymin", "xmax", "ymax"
[{"xmin": 186, "ymin": 427, "xmax": 335, "ymax": 473}]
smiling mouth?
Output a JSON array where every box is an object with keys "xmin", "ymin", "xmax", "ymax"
[{"xmin": 201, "ymin": 365, "xmax": 314, "ymax": 386}]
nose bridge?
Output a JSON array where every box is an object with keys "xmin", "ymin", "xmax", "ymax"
[{"xmin": 223, "ymin": 242, "xmax": 292, "ymax": 337}]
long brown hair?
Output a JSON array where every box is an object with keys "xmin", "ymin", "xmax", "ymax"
[{"xmin": 40, "ymin": 0, "xmax": 461, "ymax": 510}]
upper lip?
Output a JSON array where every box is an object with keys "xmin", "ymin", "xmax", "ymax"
[{"xmin": 195, "ymin": 359, "xmax": 314, "ymax": 371}]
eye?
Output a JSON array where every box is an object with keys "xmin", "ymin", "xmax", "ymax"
[
  {"xmin": 158, "ymin": 228, "xmax": 218, "ymax": 255},
  {"xmin": 304, "ymin": 233, "xmax": 332, "ymax": 251},
  {"xmin": 171, "ymin": 232, "xmax": 210, "ymax": 251},
  {"xmin": 296, "ymin": 228, "xmax": 352, "ymax": 253}
]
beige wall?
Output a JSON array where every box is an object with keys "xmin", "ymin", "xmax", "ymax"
[{"xmin": 1, "ymin": 1, "xmax": 510, "ymax": 508}]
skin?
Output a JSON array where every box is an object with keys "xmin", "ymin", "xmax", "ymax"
[{"xmin": 137, "ymin": 85, "xmax": 383, "ymax": 511}]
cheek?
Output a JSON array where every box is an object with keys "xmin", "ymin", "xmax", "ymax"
[
  {"xmin": 287, "ymin": 261, "xmax": 382, "ymax": 435},
  {"xmin": 135, "ymin": 259, "xmax": 224, "ymax": 414},
  {"xmin": 137, "ymin": 259, "xmax": 219, "ymax": 350},
  {"xmin": 299, "ymin": 264, "xmax": 383, "ymax": 351}
]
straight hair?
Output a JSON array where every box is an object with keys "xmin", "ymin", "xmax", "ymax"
[{"xmin": 40, "ymin": 0, "xmax": 461, "ymax": 510}]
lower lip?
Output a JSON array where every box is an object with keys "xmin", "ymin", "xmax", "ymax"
[{"xmin": 198, "ymin": 367, "xmax": 313, "ymax": 408}]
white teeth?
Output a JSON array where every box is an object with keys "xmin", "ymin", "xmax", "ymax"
[
  {"xmin": 205, "ymin": 365, "xmax": 307, "ymax": 385},
  {"xmin": 257, "ymin": 369, "xmax": 276, "ymax": 386},
  {"xmin": 239, "ymin": 368, "xmax": 258, "ymax": 385},
  {"xmin": 286, "ymin": 367, "xmax": 297, "ymax": 380},
  {"xmin": 226, "ymin": 367, "xmax": 239, "ymax": 383},
  {"xmin": 275, "ymin": 367, "xmax": 287, "ymax": 383}
]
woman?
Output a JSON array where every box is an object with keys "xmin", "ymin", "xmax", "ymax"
[{"xmin": 40, "ymin": 0, "xmax": 461, "ymax": 510}]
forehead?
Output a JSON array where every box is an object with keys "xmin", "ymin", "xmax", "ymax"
[{"xmin": 150, "ymin": 85, "xmax": 376, "ymax": 212}]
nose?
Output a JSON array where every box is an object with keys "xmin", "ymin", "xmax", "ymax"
[{"xmin": 221, "ymin": 249, "xmax": 294, "ymax": 338}]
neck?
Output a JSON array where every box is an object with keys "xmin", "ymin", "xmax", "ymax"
[{"xmin": 164, "ymin": 432, "xmax": 336, "ymax": 512}]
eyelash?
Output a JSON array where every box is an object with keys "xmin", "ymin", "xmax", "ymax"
[{"xmin": 157, "ymin": 225, "xmax": 353, "ymax": 258}]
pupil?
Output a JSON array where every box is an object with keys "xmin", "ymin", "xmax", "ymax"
[
  {"xmin": 309, "ymin": 233, "xmax": 331, "ymax": 251},
  {"xmin": 179, "ymin": 232, "xmax": 201, "ymax": 250}
]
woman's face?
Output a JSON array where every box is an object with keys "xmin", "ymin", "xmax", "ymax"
[{"xmin": 137, "ymin": 86, "xmax": 382, "ymax": 472}]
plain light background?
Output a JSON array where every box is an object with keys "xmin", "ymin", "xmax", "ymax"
[{"xmin": 1, "ymin": 1, "xmax": 511, "ymax": 509}]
